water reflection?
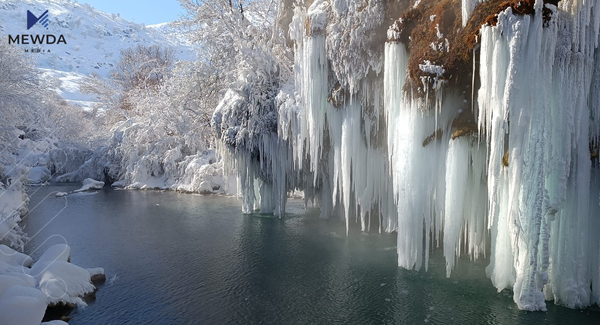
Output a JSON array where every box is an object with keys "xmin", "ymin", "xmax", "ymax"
[{"xmin": 23, "ymin": 186, "xmax": 600, "ymax": 324}]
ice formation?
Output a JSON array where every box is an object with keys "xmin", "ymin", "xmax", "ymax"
[
  {"xmin": 476, "ymin": 0, "xmax": 600, "ymax": 310},
  {"xmin": 461, "ymin": 0, "xmax": 487, "ymax": 26},
  {"xmin": 213, "ymin": 0, "xmax": 600, "ymax": 311}
]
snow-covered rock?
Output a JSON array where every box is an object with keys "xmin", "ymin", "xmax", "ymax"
[
  {"xmin": 0, "ymin": 262, "xmax": 37, "ymax": 287},
  {"xmin": 0, "ymin": 285, "xmax": 47, "ymax": 325},
  {"xmin": 31, "ymin": 260, "xmax": 96, "ymax": 306},
  {"xmin": 110, "ymin": 180, "xmax": 126, "ymax": 188},
  {"xmin": 174, "ymin": 151, "xmax": 236, "ymax": 195},
  {"xmin": 34, "ymin": 244, "xmax": 70, "ymax": 265},
  {"xmin": 0, "ymin": 275, "xmax": 34, "ymax": 296},
  {"xmin": 0, "ymin": 243, "xmax": 104, "ymax": 322},
  {"xmin": 27, "ymin": 167, "xmax": 51, "ymax": 184},
  {"xmin": 73, "ymin": 178, "xmax": 104, "ymax": 192},
  {"xmin": 87, "ymin": 267, "xmax": 106, "ymax": 285},
  {"xmin": 0, "ymin": 245, "xmax": 33, "ymax": 267}
]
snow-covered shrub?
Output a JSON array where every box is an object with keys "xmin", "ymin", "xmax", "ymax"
[{"xmin": 73, "ymin": 44, "xmax": 228, "ymax": 192}]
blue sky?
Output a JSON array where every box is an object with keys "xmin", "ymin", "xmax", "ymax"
[{"xmin": 81, "ymin": 0, "xmax": 185, "ymax": 25}]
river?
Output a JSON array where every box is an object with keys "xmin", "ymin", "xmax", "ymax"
[{"xmin": 23, "ymin": 185, "xmax": 600, "ymax": 324}]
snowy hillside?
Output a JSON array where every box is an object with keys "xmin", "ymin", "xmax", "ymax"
[{"xmin": 0, "ymin": 0, "xmax": 194, "ymax": 108}]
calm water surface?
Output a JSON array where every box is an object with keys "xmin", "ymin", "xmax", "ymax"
[{"xmin": 24, "ymin": 185, "xmax": 600, "ymax": 324}]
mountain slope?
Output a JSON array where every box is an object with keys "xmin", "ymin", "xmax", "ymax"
[{"xmin": 0, "ymin": 0, "xmax": 194, "ymax": 108}]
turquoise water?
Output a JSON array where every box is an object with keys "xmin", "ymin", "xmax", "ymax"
[{"xmin": 24, "ymin": 185, "xmax": 600, "ymax": 324}]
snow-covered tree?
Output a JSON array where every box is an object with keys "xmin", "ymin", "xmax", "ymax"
[
  {"xmin": 0, "ymin": 43, "xmax": 43, "ymax": 133},
  {"xmin": 74, "ymin": 44, "xmax": 222, "ymax": 190},
  {"xmin": 177, "ymin": 0, "xmax": 294, "ymax": 213},
  {"xmin": 178, "ymin": 0, "xmax": 291, "ymax": 92},
  {"xmin": 0, "ymin": 42, "xmax": 94, "ymax": 249}
]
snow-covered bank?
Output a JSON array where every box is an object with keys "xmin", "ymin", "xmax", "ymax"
[
  {"xmin": 55, "ymin": 119, "xmax": 236, "ymax": 196},
  {"xmin": 0, "ymin": 128, "xmax": 106, "ymax": 324},
  {"xmin": 0, "ymin": 128, "xmax": 62, "ymax": 249},
  {"xmin": 0, "ymin": 244, "xmax": 104, "ymax": 324}
]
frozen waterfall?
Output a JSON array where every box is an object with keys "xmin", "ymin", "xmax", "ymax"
[{"xmin": 213, "ymin": 0, "xmax": 600, "ymax": 311}]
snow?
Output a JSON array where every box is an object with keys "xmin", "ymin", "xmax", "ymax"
[
  {"xmin": 27, "ymin": 167, "xmax": 51, "ymax": 184},
  {"xmin": 0, "ymin": 128, "xmax": 64, "ymax": 250},
  {"xmin": 111, "ymin": 180, "xmax": 126, "ymax": 188},
  {"xmin": 0, "ymin": 275, "xmax": 34, "ymax": 296},
  {"xmin": 31, "ymin": 260, "xmax": 96, "ymax": 306},
  {"xmin": 0, "ymin": 262, "xmax": 37, "ymax": 287},
  {"xmin": 0, "ymin": 245, "xmax": 33, "ymax": 267},
  {"xmin": 418, "ymin": 60, "xmax": 446, "ymax": 95},
  {"xmin": 73, "ymin": 178, "xmax": 104, "ymax": 192},
  {"xmin": 419, "ymin": 60, "xmax": 445, "ymax": 77},
  {"xmin": 56, "ymin": 114, "xmax": 233, "ymax": 196},
  {"xmin": 86, "ymin": 267, "xmax": 104, "ymax": 277},
  {"xmin": 0, "ymin": 0, "xmax": 195, "ymax": 109},
  {"xmin": 0, "ymin": 182, "xmax": 30, "ymax": 249},
  {"xmin": 40, "ymin": 69, "xmax": 96, "ymax": 110},
  {"xmin": 175, "ymin": 153, "xmax": 234, "ymax": 194},
  {"xmin": 0, "ymin": 285, "xmax": 47, "ymax": 325},
  {"xmin": 35, "ymin": 244, "xmax": 70, "ymax": 265},
  {"xmin": 307, "ymin": 0, "xmax": 329, "ymax": 34},
  {"xmin": 0, "ymin": 244, "xmax": 102, "ymax": 322}
]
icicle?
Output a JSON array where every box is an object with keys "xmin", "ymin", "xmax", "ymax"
[
  {"xmin": 461, "ymin": 0, "xmax": 487, "ymax": 27},
  {"xmin": 477, "ymin": 0, "xmax": 600, "ymax": 310},
  {"xmin": 216, "ymin": 0, "xmax": 600, "ymax": 312},
  {"xmin": 443, "ymin": 137, "xmax": 470, "ymax": 277}
]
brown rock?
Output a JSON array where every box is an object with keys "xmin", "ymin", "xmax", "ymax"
[
  {"xmin": 422, "ymin": 129, "xmax": 443, "ymax": 147},
  {"xmin": 451, "ymin": 125, "xmax": 478, "ymax": 140},
  {"xmin": 91, "ymin": 273, "xmax": 106, "ymax": 286},
  {"xmin": 502, "ymin": 150, "xmax": 509, "ymax": 167}
]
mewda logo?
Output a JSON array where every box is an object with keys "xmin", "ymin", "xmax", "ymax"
[
  {"xmin": 27, "ymin": 10, "xmax": 49, "ymax": 30},
  {"xmin": 7, "ymin": 8, "xmax": 67, "ymax": 50}
]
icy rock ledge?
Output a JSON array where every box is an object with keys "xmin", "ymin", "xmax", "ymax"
[{"xmin": 0, "ymin": 244, "xmax": 104, "ymax": 324}]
